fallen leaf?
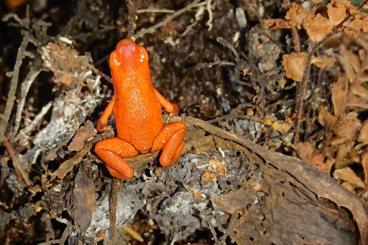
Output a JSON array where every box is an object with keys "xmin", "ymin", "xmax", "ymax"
[
  {"xmin": 69, "ymin": 167, "xmax": 96, "ymax": 231},
  {"xmin": 285, "ymin": 4, "xmax": 309, "ymax": 29},
  {"xmin": 208, "ymin": 159, "xmax": 227, "ymax": 177},
  {"xmin": 318, "ymin": 106, "xmax": 337, "ymax": 128},
  {"xmin": 282, "ymin": 52, "xmax": 308, "ymax": 82},
  {"xmin": 333, "ymin": 167, "xmax": 365, "ymax": 188},
  {"xmin": 68, "ymin": 120, "xmax": 96, "ymax": 152},
  {"xmin": 362, "ymin": 151, "xmax": 368, "ymax": 185},
  {"xmin": 263, "ymin": 19, "xmax": 290, "ymax": 29},
  {"xmin": 359, "ymin": 123, "xmax": 368, "ymax": 145},
  {"xmin": 335, "ymin": 141, "xmax": 355, "ymax": 169},
  {"xmin": 304, "ymin": 14, "xmax": 333, "ymax": 42},
  {"xmin": 272, "ymin": 119, "xmax": 293, "ymax": 134},
  {"xmin": 331, "ymin": 81, "xmax": 347, "ymax": 117},
  {"xmin": 311, "ymin": 56, "xmax": 335, "ymax": 68},
  {"xmin": 327, "ymin": 2, "xmax": 347, "ymax": 25},
  {"xmin": 201, "ymin": 171, "xmax": 217, "ymax": 183},
  {"xmin": 333, "ymin": 112, "xmax": 361, "ymax": 143},
  {"xmin": 296, "ymin": 142, "xmax": 326, "ymax": 172}
]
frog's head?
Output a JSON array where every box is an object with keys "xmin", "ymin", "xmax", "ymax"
[{"xmin": 109, "ymin": 39, "xmax": 149, "ymax": 70}]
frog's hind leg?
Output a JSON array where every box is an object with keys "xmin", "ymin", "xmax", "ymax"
[
  {"xmin": 151, "ymin": 121, "xmax": 186, "ymax": 167},
  {"xmin": 94, "ymin": 137, "xmax": 138, "ymax": 180}
]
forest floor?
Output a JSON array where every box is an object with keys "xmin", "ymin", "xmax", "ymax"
[{"xmin": 1, "ymin": 0, "xmax": 368, "ymax": 244}]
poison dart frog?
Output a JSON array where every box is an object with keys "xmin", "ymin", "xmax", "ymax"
[{"xmin": 95, "ymin": 39, "xmax": 186, "ymax": 180}]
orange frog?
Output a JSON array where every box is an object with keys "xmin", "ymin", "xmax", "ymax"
[{"xmin": 95, "ymin": 39, "xmax": 186, "ymax": 180}]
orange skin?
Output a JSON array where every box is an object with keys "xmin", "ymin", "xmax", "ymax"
[{"xmin": 94, "ymin": 39, "xmax": 186, "ymax": 180}]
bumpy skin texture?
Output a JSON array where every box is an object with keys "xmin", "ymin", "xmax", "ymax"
[{"xmin": 95, "ymin": 39, "xmax": 186, "ymax": 180}]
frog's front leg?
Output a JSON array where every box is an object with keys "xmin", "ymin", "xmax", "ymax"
[
  {"xmin": 151, "ymin": 121, "xmax": 186, "ymax": 167},
  {"xmin": 94, "ymin": 137, "xmax": 138, "ymax": 179}
]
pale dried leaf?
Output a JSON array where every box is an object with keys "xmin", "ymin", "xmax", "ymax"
[
  {"xmin": 331, "ymin": 82, "xmax": 347, "ymax": 117},
  {"xmin": 68, "ymin": 120, "xmax": 96, "ymax": 152},
  {"xmin": 311, "ymin": 56, "xmax": 335, "ymax": 68},
  {"xmin": 296, "ymin": 142, "xmax": 325, "ymax": 172},
  {"xmin": 70, "ymin": 167, "xmax": 96, "ymax": 231},
  {"xmin": 282, "ymin": 52, "xmax": 308, "ymax": 82},
  {"xmin": 318, "ymin": 106, "xmax": 337, "ymax": 128},
  {"xmin": 263, "ymin": 19, "xmax": 291, "ymax": 29},
  {"xmin": 359, "ymin": 123, "xmax": 368, "ymax": 145},
  {"xmin": 346, "ymin": 95, "xmax": 368, "ymax": 110},
  {"xmin": 333, "ymin": 167, "xmax": 365, "ymax": 188},
  {"xmin": 333, "ymin": 112, "xmax": 361, "ymax": 142},
  {"xmin": 272, "ymin": 119, "xmax": 292, "ymax": 133},
  {"xmin": 348, "ymin": 15, "xmax": 368, "ymax": 33},
  {"xmin": 285, "ymin": 4, "xmax": 309, "ymax": 29},
  {"xmin": 362, "ymin": 151, "xmax": 368, "ymax": 185},
  {"xmin": 304, "ymin": 14, "xmax": 333, "ymax": 42},
  {"xmin": 351, "ymin": 83, "xmax": 368, "ymax": 98},
  {"xmin": 342, "ymin": 46, "xmax": 361, "ymax": 74},
  {"xmin": 327, "ymin": 2, "xmax": 347, "ymax": 26},
  {"xmin": 335, "ymin": 141, "xmax": 354, "ymax": 169}
]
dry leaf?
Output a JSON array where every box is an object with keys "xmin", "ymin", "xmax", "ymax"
[
  {"xmin": 318, "ymin": 106, "xmax": 337, "ymax": 128},
  {"xmin": 333, "ymin": 167, "xmax": 365, "ymax": 188},
  {"xmin": 285, "ymin": 4, "xmax": 309, "ymax": 28},
  {"xmin": 335, "ymin": 141, "xmax": 355, "ymax": 169},
  {"xmin": 332, "ymin": 112, "xmax": 361, "ymax": 143},
  {"xmin": 348, "ymin": 15, "xmax": 368, "ymax": 33},
  {"xmin": 304, "ymin": 14, "xmax": 333, "ymax": 42},
  {"xmin": 272, "ymin": 119, "xmax": 292, "ymax": 134},
  {"xmin": 311, "ymin": 56, "xmax": 335, "ymax": 68},
  {"xmin": 327, "ymin": 2, "xmax": 347, "ymax": 25},
  {"xmin": 69, "ymin": 167, "xmax": 96, "ymax": 231},
  {"xmin": 346, "ymin": 95, "xmax": 368, "ymax": 110},
  {"xmin": 362, "ymin": 151, "xmax": 368, "ymax": 185},
  {"xmin": 263, "ymin": 19, "xmax": 290, "ymax": 29},
  {"xmin": 68, "ymin": 120, "xmax": 96, "ymax": 152},
  {"xmin": 201, "ymin": 171, "xmax": 217, "ymax": 182},
  {"xmin": 296, "ymin": 142, "xmax": 326, "ymax": 172},
  {"xmin": 331, "ymin": 82, "xmax": 347, "ymax": 117},
  {"xmin": 208, "ymin": 159, "xmax": 227, "ymax": 177},
  {"xmin": 282, "ymin": 52, "xmax": 308, "ymax": 81},
  {"xmin": 359, "ymin": 123, "xmax": 368, "ymax": 145}
]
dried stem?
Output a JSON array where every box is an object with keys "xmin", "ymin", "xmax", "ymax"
[
  {"xmin": 133, "ymin": 0, "xmax": 201, "ymax": 39},
  {"xmin": 0, "ymin": 39, "xmax": 29, "ymax": 142},
  {"xmin": 2, "ymin": 137, "xmax": 32, "ymax": 187}
]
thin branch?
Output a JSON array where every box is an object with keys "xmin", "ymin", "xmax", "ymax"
[
  {"xmin": 11, "ymin": 68, "xmax": 41, "ymax": 139},
  {"xmin": 133, "ymin": 0, "xmax": 201, "ymax": 39},
  {"xmin": 2, "ymin": 137, "xmax": 32, "ymax": 187},
  {"xmin": 0, "ymin": 39, "xmax": 29, "ymax": 142},
  {"xmin": 14, "ymin": 102, "xmax": 52, "ymax": 143}
]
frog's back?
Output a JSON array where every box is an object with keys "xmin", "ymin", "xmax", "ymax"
[{"xmin": 114, "ymin": 75, "xmax": 163, "ymax": 154}]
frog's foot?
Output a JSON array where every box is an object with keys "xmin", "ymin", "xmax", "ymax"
[
  {"xmin": 152, "ymin": 121, "xmax": 186, "ymax": 167},
  {"xmin": 94, "ymin": 137, "xmax": 138, "ymax": 180}
]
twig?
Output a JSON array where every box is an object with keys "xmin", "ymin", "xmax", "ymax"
[
  {"xmin": 294, "ymin": 0, "xmax": 368, "ymax": 143},
  {"xmin": 0, "ymin": 39, "xmax": 29, "ymax": 142},
  {"xmin": 206, "ymin": 114, "xmax": 263, "ymax": 124},
  {"xmin": 109, "ymin": 179, "xmax": 119, "ymax": 245},
  {"xmin": 90, "ymin": 65, "xmax": 113, "ymax": 84},
  {"xmin": 122, "ymin": 225, "xmax": 144, "ymax": 242},
  {"xmin": 11, "ymin": 68, "xmax": 41, "ymax": 139},
  {"xmin": 137, "ymin": 8, "xmax": 175, "ymax": 14},
  {"xmin": 205, "ymin": 0, "xmax": 214, "ymax": 31},
  {"xmin": 2, "ymin": 137, "xmax": 32, "ymax": 187},
  {"xmin": 14, "ymin": 102, "xmax": 52, "ymax": 143},
  {"xmin": 133, "ymin": 0, "xmax": 201, "ymax": 39},
  {"xmin": 125, "ymin": 0, "xmax": 138, "ymax": 38}
]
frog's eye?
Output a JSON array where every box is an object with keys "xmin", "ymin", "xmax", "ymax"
[{"xmin": 138, "ymin": 47, "xmax": 149, "ymax": 63}]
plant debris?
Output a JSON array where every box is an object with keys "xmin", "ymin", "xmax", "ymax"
[{"xmin": 1, "ymin": 0, "xmax": 368, "ymax": 244}]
